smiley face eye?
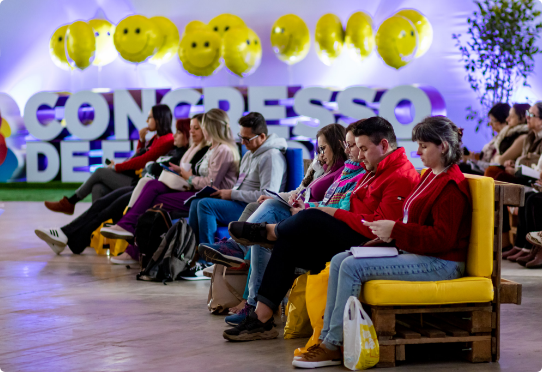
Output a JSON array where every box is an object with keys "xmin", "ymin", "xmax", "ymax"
[
  {"xmin": 254, "ymin": 40, "xmax": 258, "ymax": 45},
  {"xmin": 411, "ymin": 31, "xmax": 415, "ymax": 36},
  {"xmin": 135, "ymin": 28, "xmax": 140, "ymax": 34},
  {"xmin": 95, "ymin": 32, "xmax": 99, "ymax": 37},
  {"xmin": 246, "ymin": 39, "xmax": 250, "ymax": 45},
  {"xmin": 281, "ymin": 28, "xmax": 285, "ymax": 33},
  {"xmin": 58, "ymin": 36, "xmax": 63, "ymax": 42},
  {"xmin": 225, "ymin": 26, "xmax": 230, "ymax": 31},
  {"xmin": 204, "ymin": 41, "xmax": 209, "ymax": 47},
  {"xmin": 107, "ymin": 31, "xmax": 110, "ymax": 36},
  {"xmin": 399, "ymin": 30, "xmax": 406, "ymax": 38},
  {"xmin": 213, "ymin": 26, "xmax": 218, "ymax": 31},
  {"xmin": 192, "ymin": 42, "xmax": 197, "ymax": 48},
  {"xmin": 124, "ymin": 28, "xmax": 128, "ymax": 34}
]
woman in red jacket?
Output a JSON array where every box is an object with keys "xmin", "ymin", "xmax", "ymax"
[
  {"xmin": 44, "ymin": 104, "xmax": 175, "ymax": 215},
  {"xmin": 293, "ymin": 116, "xmax": 471, "ymax": 369}
]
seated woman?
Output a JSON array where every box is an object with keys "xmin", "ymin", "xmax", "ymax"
[
  {"xmin": 293, "ymin": 116, "xmax": 471, "ymax": 369},
  {"xmin": 44, "ymin": 104, "xmax": 175, "ymax": 215},
  {"xmin": 34, "ymin": 115, "xmax": 206, "ymax": 256},
  {"xmin": 100, "ymin": 108, "xmax": 239, "ymax": 240},
  {"xmin": 200, "ymin": 123, "xmax": 366, "ymax": 324},
  {"xmin": 126, "ymin": 114, "xmax": 209, "ymax": 209}
]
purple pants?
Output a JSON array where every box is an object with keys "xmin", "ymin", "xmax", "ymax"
[{"xmin": 117, "ymin": 179, "xmax": 195, "ymax": 234}]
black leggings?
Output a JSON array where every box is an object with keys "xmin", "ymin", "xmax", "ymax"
[
  {"xmin": 512, "ymin": 192, "xmax": 542, "ymax": 249},
  {"xmin": 256, "ymin": 209, "xmax": 369, "ymax": 310},
  {"xmin": 61, "ymin": 186, "xmax": 134, "ymax": 254}
]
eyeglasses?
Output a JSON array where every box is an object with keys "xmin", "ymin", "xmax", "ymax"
[
  {"xmin": 238, "ymin": 133, "xmax": 259, "ymax": 143},
  {"xmin": 526, "ymin": 110, "xmax": 540, "ymax": 119},
  {"xmin": 316, "ymin": 145, "xmax": 327, "ymax": 154},
  {"xmin": 343, "ymin": 141, "xmax": 355, "ymax": 150}
]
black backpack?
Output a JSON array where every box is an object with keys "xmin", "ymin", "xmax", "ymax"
[
  {"xmin": 134, "ymin": 204, "xmax": 172, "ymax": 268},
  {"xmin": 137, "ymin": 219, "xmax": 197, "ymax": 283}
]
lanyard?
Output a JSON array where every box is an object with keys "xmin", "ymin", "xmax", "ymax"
[
  {"xmin": 402, "ymin": 166, "xmax": 450, "ymax": 223},
  {"xmin": 352, "ymin": 172, "xmax": 376, "ymax": 195}
]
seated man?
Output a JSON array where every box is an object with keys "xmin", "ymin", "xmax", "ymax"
[
  {"xmin": 188, "ymin": 112, "xmax": 288, "ymax": 245},
  {"xmin": 223, "ymin": 116, "xmax": 420, "ymax": 341}
]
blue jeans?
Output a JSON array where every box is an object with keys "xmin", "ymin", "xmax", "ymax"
[
  {"xmin": 242, "ymin": 199, "xmax": 292, "ymax": 306},
  {"xmin": 188, "ymin": 198, "xmax": 248, "ymax": 244},
  {"xmin": 320, "ymin": 252, "xmax": 465, "ymax": 347}
]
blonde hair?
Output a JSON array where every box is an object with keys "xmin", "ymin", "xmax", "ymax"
[
  {"xmin": 201, "ymin": 108, "xmax": 240, "ymax": 164},
  {"xmin": 189, "ymin": 114, "xmax": 209, "ymax": 150}
]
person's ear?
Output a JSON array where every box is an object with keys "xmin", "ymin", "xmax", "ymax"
[
  {"xmin": 381, "ymin": 139, "xmax": 389, "ymax": 153},
  {"xmin": 441, "ymin": 142, "xmax": 449, "ymax": 154}
]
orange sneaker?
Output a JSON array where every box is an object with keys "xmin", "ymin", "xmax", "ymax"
[
  {"xmin": 44, "ymin": 197, "xmax": 75, "ymax": 215},
  {"xmin": 292, "ymin": 344, "xmax": 342, "ymax": 368}
]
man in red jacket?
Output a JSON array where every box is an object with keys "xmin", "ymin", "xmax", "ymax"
[{"xmin": 224, "ymin": 116, "xmax": 420, "ymax": 342}]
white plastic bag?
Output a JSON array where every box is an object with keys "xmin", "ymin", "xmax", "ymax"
[{"xmin": 343, "ymin": 296, "xmax": 379, "ymax": 370}]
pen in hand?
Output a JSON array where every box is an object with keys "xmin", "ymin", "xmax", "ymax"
[
  {"xmin": 210, "ymin": 179, "xmax": 214, "ymax": 188},
  {"xmin": 291, "ymin": 188, "xmax": 307, "ymax": 206}
]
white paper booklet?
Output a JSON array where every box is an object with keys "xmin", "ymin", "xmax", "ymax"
[
  {"xmin": 516, "ymin": 164, "xmax": 540, "ymax": 179},
  {"xmin": 350, "ymin": 246, "xmax": 399, "ymax": 258}
]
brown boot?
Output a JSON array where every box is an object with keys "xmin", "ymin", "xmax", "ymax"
[
  {"xmin": 516, "ymin": 247, "xmax": 539, "ymax": 266},
  {"xmin": 44, "ymin": 197, "xmax": 75, "ymax": 215},
  {"xmin": 502, "ymin": 246, "xmax": 522, "ymax": 259},
  {"xmin": 507, "ymin": 249, "xmax": 531, "ymax": 262},
  {"xmin": 526, "ymin": 246, "xmax": 542, "ymax": 268}
]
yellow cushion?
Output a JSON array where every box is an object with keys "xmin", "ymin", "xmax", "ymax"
[{"xmin": 362, "ymin": 277, "xmax": 494, "ymax": 306}]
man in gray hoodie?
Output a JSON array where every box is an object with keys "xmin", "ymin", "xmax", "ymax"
[{"xmin": 188, "ymin": 112, "xmax": 288, "ymax": 246}]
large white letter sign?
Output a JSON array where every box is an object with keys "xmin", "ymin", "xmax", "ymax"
[
  {"xmin": 336, "ymin": 86, "xmax": 377, "ymax": 125},
  {"xmin": 61, "ymin": 141, "xmax": 90, "ymax": 182},
  {"xmin": 161, "ymin": 88, "xmax": 202, "ymax": 121},
  {"xmin": 114, "ymin": 89, "xmax": 156, "ymax": 140},
  {"xmin": 101, "ymin": 140, "xmax": 132, "ymax": 164},
  {"xmin": 24, "ymin": 92, "xmax": 64, "ymax": 141},
  {"xmin": 64, "ymin": 91, "xmax": 110, "ymax": 140},
  {"xmin": 379, "ymin": 85, "xmax": 442, "ymax": 139},
  {"xmin": 248, "ymin": 86, "xmax": 287, "ymax": 121},
  {"xmin": 26, "ymin": 141, "xmax": 60, "ymax": 182},
  {"xmin": 292, "ymin": 87, "xmax": 335, "ymax": 137},
  {"xmin": 203, "ymin": 87, "xmax": 244, "ymax": 135}
]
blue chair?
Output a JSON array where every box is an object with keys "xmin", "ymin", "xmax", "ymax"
[{"xmin": 215, "ymin": 148, "xmax": 304, "ymax": 240}]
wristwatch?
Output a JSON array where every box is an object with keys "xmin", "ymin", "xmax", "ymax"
[{"xmin": 187, "ymin": 175, "xmax": 195, "ymax": 186}]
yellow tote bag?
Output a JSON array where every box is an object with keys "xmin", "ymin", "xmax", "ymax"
[
  {"xmin": 89, "ymin": 219, "xmax": 128, "ymax": 256},
  {"xmin": 284, "ymin": 273, "xmax": 313, "ymax": 339},
  {"xmin": 294, "ymin": 262, "xmax": 331, "ymax": 357}
]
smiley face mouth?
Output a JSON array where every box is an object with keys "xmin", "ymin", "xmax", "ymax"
[
  {"xmin": 118, "ymin": 36, "xmax": 150, "ymax": 58},
  {"xmin": 185, "ymin": 48, "xmax": 219, "ymax": 70}
]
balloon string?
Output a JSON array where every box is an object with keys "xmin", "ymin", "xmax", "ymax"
[{"xmin": 288, "ymin": 64, "xmax": 293, "ymax": 86}]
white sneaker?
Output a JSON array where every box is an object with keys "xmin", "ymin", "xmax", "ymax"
[
  {"xmin": 35, "ymin": 228, "xmax": 68, "ymax": 254},
  {"xmin": 110, "ymin": 252, "xmax": 138, "ymax": 265},
  {"xmin": 100, "ymin": 225, "xmax": 134, "ymax": 240}
]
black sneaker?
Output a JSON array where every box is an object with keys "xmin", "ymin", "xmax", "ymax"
[
  {"xmin": 228, "ymin": 222, "xmax": 275, "ymax": 249},
  {"xmin": 179, "ymin": 262, "xmax": 212, "ymax": 281},
  {"xmin": 223, "ymin": 309, "xmax": 278, "ymax": 341},
  {"xmin": 198, "ymin": 243, "xmax": 245, "ymax": 268}
]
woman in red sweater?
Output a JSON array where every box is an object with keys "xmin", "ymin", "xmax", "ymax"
[
  {"xmin": 293, "ymin": 116, "xmax": 471, "ymax": 369},
  {"xmin": 44, "ymin": 104, "xmax": 175, "ymax": 215}
]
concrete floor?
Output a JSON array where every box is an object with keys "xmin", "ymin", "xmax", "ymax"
[{"xmin": 0, "ymin": 201, "xmax": 541, "ymax": 372}]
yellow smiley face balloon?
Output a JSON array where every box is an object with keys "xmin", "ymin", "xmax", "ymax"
[
  {"xmin": 345, "ymin": 11, "xmax": 375, "ymax": 63},
  {"xmin": 114, "ymin": 15, "xmax": 163, "ymax": 63},
  {"xmin": 315, "ymin": 14, "xmax": 344, "ymax": 66},
  {"xmin": 270, "ymin": 14, "xmax": 310, "ymax": 65},
  {"xmin": 394, "ymin": 9, "xmax": 433, "ymax": 58},
  {"xmin": 208, "ymin": 14, "xmax": 246, "ymax": 37},
  {"xmin": 49, "ymin": 25, "xmax": 72, "ymax": 70},
  {"xmin": 184, "ymin": 20, "xmax": 207, "ymax": 36},
  {"xmin": 222, "ymin": 27, "xmax": 262, "ymax": 77},
  {"xmin": 375, "ymin": 15, "xmax": 418, "ymax": 69},
  {"xmin": 66, "ymin": 21, "xmax": 96, "ymax": 70},
  {"xmin": 149, "ymin": 16, "xmax": 180, "ymax": 66},
  {"xmin": 178, "ymin": 29, "xmax": 222, "ymax": 77},
  {"xmin": 88, "ymin": 19, "xmax": 117, "ymax": 67}
]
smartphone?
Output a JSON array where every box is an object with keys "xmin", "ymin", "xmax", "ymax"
[{"xmin": 105, "ymin": 158, "xmax": 111, "ymax": 165}]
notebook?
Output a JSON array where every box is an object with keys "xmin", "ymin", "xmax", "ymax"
[
  {"xmin": 350, "ymin": 246, "xmax": 399, "ymax": 258},
  {"xmin": 263, "ymin": 189, "xmax": 291, "ymax": 208},
  {"xmin": 183, "ymin": 186, "xmax": 217, "ymax": 206},
  {"xmin": 515, "ymin": 164, "xmax": 540, "ymax": 180}
]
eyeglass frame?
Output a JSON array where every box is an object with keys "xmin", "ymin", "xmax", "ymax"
[
  {"xmin": 238, "ymin": 133, "xmax": 260, "ymax": 143},
  {"xmin": 343, "ymin": 140, "xmax": 356, "ymax": 150},
  {"xmin": 526, "ymin": 110, "xmax": 540, "ymax": 119}
]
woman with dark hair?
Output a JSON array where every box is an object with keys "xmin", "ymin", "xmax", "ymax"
[
  {"xmin": 44, "ymin": 104, "xmax": 175, "ymax": 215},
  {"xmin": 292, "ymin": 116, "xmax": 471, "ymax": 368}
]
